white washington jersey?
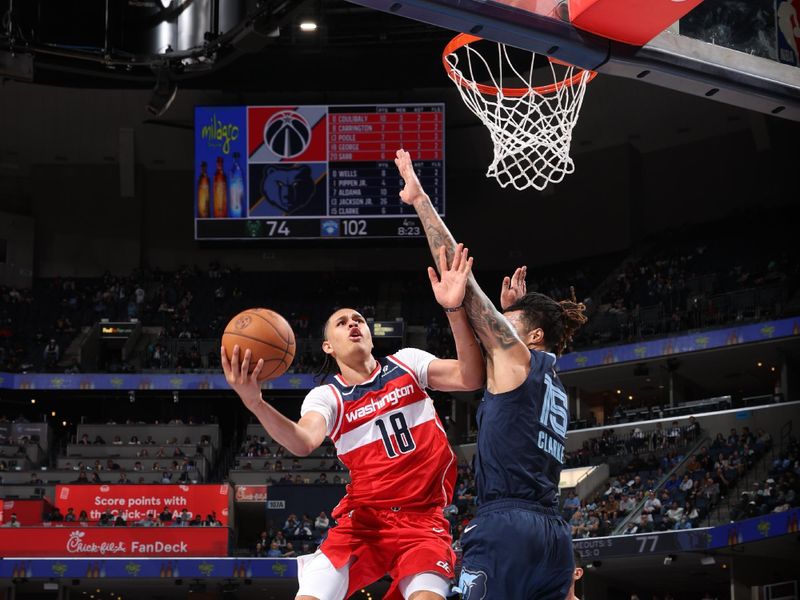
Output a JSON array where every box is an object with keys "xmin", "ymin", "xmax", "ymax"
[{"xmin": 300, "ymin": 348, "xmax": 456, "ymax": 513}]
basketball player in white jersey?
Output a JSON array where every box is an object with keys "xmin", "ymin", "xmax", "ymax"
[{"xmin": 222, "ymin": 245, "xmax": 485, "ymax": 600}]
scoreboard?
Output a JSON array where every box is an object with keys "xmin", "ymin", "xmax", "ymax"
[{"xmin": 194, "ymin": 104, "xmax": 445, "ymax": 240}]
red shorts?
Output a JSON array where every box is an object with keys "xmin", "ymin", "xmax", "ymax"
[{"xmin": 320, "ymin": 507, "xmax": 455, "ymax": 599}]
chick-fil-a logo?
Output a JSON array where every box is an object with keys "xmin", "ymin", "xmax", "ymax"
[{"xmin": 66, "ymin": 531, "xmax": 127, "ymax": 555}]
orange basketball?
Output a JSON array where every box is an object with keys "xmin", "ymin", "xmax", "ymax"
[{"xmin": 222, "ymin": 308, "xmax": 296, "ymax": 381}]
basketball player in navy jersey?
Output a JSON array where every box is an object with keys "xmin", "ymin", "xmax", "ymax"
[{"xmin": 395, "ymin": 149, "xmax": 587, "ymax": 600}]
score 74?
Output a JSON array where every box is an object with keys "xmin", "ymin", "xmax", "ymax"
[
  {"xmin": 635, "ymin": 535, "xmax": 659, "ymax": 553},
  {"xmin": 265, "ymin": 221, "xmax": 290, "ymax": 236}
]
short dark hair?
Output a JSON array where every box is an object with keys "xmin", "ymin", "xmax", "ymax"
[
  {"xmin": 504, "ymin": 290, "xmax": 587, "ymax": 355},
  {"xmin": 573, "ymin": 548, "xmax": 582, "ymax": 567}
]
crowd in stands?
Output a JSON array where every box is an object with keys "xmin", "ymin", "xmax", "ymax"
[
  {"xmin": 235, "ymin": 435, "xmax": 346, "ymax": 485},
  {"xmin": 3, "ymin": 214, "xmax": 797, "ymax": 375},
  {"xmin": 252, "ymin": 513, "xmax": 329, "ymax": 558},
  {"xmin": 43, "ymin": 506, "xmax": 222, "ymax": 528},
  {"xmin": 729, "ymin": 436, "xmax": 799, "ymax": 519},
  {"xmin": 0, "ymin": 251, "xmax": 621, "ymax": 375},
  {"xmin": 578, "ymin": 217, "xmax": 798, "ymax": 347},
  {"xmin": 2, "ymin": 506, "xmax": 223, "ymax": 528},
  {"xmin": 60, "ymin": 457, "xmax": 204, "ymax": 485},
  {"xmin": 563, "ymin": 426, "xmax": 773, "ymax": 537},
  {"xmin": 565, "ymin": 417, "xmax": 701, "ymax": 468}
]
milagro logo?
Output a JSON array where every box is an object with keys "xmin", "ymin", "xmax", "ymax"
[
  {"xmin": 200, "ymin": 113, "xmax": 240, "ymax": 155},
  {"xmin": 344, "ymin": 384, "xmax": 415, "ymax": 424}
]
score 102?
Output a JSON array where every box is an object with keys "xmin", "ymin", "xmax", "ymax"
[{"xmin": 250, "ymin": 219, "xmax": 423, "ymax": 238}]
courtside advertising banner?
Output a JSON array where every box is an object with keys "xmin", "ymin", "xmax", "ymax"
[
  {"xmin": 0, "ymin": 527, "xmax": 229, "ymax": 557},
  {"xmin": 1, "ymin": 499, "xmax": 52, "ymax": 525},
  {"xmin": 234, "ymin": 485, "xmax": 267, "ymax": 503},
  {"xmin": 55, "ymin": 484, "xmax": 231, "ymax": 524}
]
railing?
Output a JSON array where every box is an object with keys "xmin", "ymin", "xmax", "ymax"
[
  {"xmin": 565, "ymin": 423, "xmax": 702, "ymax": 468},
  {"xmin": 612, "ymin": 433, "xmax": 710, "ymax": 534},
  {"xmin": 701, "ymin": 442, "xmax": 780, "ymax": 528}
]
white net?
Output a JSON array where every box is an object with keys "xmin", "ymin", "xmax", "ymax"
[{"xmin": 444, "ymin": 36, "xmax": 593, "ymax": 191}]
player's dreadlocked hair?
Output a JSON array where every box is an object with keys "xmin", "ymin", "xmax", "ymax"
[{"xmin": 504, "ymin": 287, "xmax": 587, "ymax": 356}]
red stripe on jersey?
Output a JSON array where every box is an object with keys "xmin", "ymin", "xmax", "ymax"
[
  {"xmin": 335, "ymin": 419, "xmax": 457, "ymax": 512},
  {"xmin": 387, "ymin": 353, "xmax": 425, "ymax": 389},
  {"xmin": 329, "ymin": 384, "xmax": 345, "ymax": 442}
]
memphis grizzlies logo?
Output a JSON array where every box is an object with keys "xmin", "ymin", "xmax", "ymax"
[
  {"xmin": 261, "ymin": 165, "xmax": 315, "ymax": 215},
  {"xmin": 458, "ymin": 569, "xmax": 488, "ymax": 600}
]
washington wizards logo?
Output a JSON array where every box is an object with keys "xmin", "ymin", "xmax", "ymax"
[
  {"xmin": 234, "ymin": 315, "xmax": 252, "ymax": 330},
  {"xmin": 264, "ymin": 110, "xmax": 311, "ymax": 159},
  {"xmin": 458, "ymin": 570, "xmax": 487, "ymax": 600}
]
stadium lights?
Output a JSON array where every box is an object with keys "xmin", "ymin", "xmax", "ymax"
[{"xmin": 300, "ymin": 21, "xmax": 318, "ymax": 32}]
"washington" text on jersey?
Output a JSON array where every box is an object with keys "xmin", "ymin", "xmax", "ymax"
[{"xmin": 344, "ymin": 384, "xmax": 415, "ymax": 424}]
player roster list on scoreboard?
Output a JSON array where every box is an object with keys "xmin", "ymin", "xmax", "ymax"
[{"xmin": 194, "ymin": 104, "xmax": 444, "ymax": 240}]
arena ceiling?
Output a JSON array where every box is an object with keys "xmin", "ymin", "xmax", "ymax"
[{"xmin": 1, "ymin": 0, "xmax": 794, "ymax": 171}]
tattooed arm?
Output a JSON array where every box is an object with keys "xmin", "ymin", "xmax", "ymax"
[{"xmin": 394, "ymin": 149, "xmax": 531, "ymax": 393}]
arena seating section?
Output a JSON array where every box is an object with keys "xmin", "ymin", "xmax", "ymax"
[
  {"xmin": 560, "ymin": 424, "xmax": 793, "ymax": 539},
  {"xmin": 1, "ymin": 210, "xmax": 797, "ymax": 375}
]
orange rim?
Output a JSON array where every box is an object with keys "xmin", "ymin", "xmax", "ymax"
[{"xmin": 442, "ymin": 33, "xmax": 597, "ymax": 97}]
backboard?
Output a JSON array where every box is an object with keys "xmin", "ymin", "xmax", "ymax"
[{"xmin": 348, "ymin": 0, "xmax": 800, "ymax": 120}]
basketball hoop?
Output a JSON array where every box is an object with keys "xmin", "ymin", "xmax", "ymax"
[{"xmin": 443, "ymin": 34, "xmax": 596, "ymax": 191}]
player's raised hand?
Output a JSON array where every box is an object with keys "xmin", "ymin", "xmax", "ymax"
[
  {"xmin": 221, "ymin": 344, "xmax": 264, "ymax": 412},
  {"xmin": 429, "ymin": 243, "xmax": 473, "ymax": 310},
  {"xmin": 394, "ymin": 148, "xmax": 427, "ymax": 206},
  {"xmin": 500, "ymin": 266, "xmax": 527, "ymax": 310}
]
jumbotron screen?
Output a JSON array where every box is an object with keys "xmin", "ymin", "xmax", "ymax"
[{"xmin": 194, "ymin": 104, "xmax": 445, "ymax": 240}]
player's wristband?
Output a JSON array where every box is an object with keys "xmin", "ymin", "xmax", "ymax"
[{"xmin": 443, "ymin": 305, "xmax": 463, "ymax": 313}]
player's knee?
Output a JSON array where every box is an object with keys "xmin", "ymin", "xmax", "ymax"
[
  {"xmin": 400, "ymin": 571, "xmax": 451, "ymax": 600},
  {"xmin": 406, "ymin": 592, "xmax": 445, "ymax": 600}
]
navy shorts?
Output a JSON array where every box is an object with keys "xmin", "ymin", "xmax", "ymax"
[{"xmin": 457, "ymin": 499, "xmax": 574, "ymax": 600}]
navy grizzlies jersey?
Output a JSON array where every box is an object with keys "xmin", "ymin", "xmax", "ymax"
[{"xmin": 475, "ymin": 350, "xmax": 568, "ymax": 507}]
